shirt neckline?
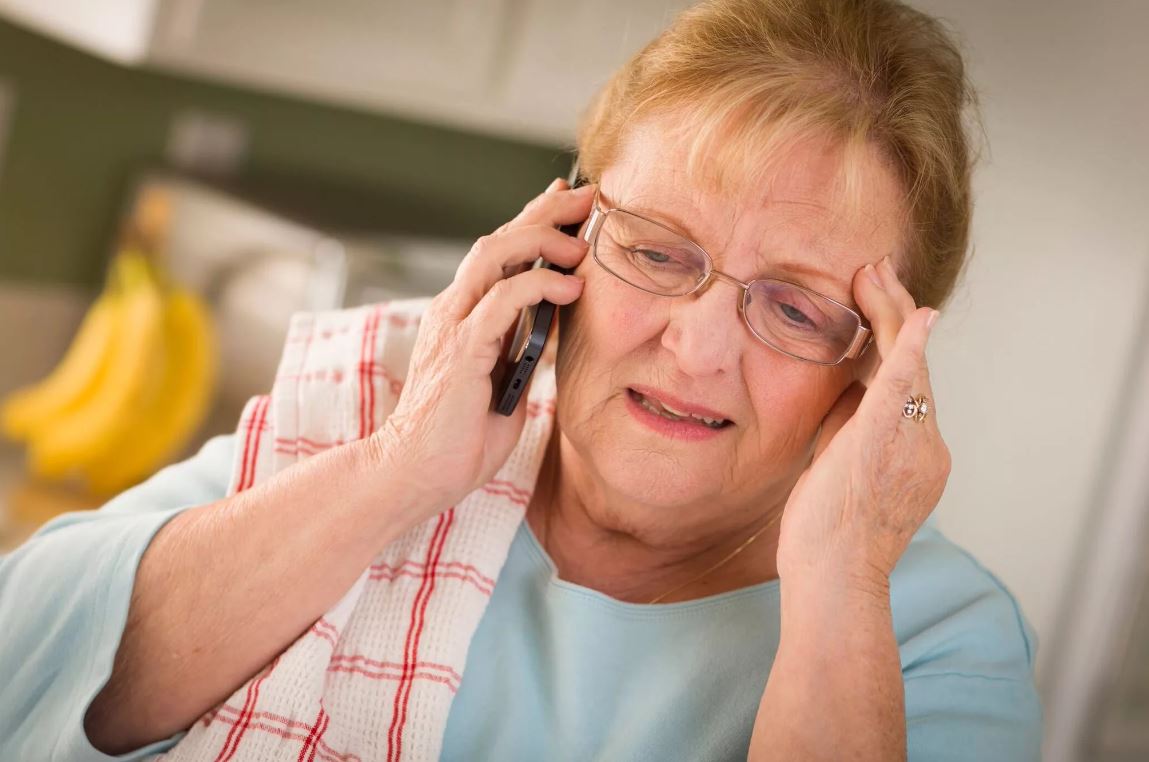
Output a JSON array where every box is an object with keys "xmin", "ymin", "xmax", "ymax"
[{"xmin": 517, "ymin": 519, "xmax": 781, "ymax": 615}]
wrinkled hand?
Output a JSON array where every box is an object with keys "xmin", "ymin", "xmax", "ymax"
[
  {"xmin": 370, "ymin": 178, "xmax": 595, "ymax": 515},
  {"xmin": 776, "ymin": 255, "xmax": 951, "ymax": 593}
]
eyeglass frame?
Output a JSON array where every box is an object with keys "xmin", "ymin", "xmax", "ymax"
[{"xmin": 577, "ymin": 189, "xmax": 874, "ymax": 366}]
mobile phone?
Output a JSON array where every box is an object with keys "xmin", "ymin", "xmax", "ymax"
[{"xmin": 491, "ymin": 162, "xmax": 586, "ymax": 416}]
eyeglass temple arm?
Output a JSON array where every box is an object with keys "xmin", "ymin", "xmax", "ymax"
[
  {"xmin": 843, "ymin": 326, "xmax": 873, "ymax": 360},
  {"xmin": 580, "ymin": 205, "xmax": 605, "ymax": 243}
]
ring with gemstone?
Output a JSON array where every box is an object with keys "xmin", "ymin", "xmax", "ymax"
[{"xmin": 903, "ymin": 395, "xmax": 930, "ymax": 423}]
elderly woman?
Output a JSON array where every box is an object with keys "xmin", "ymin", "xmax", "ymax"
[{"xmin": 0, "ymin": 0, "xmax": 1041, "ymax": 759}]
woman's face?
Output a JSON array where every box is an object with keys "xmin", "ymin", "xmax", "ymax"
[{"xmin": 555, "ymin": 119, "xmax": 907, "ymax": 541}]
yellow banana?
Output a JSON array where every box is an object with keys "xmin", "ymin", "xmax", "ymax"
[
  {"xmin": 83, "ymin": 287, "xmax": 218, "ymax": 496},
  {"xmin": 27, "ymin": 252, "xmax": 167, "ymax": 480},
  {"xmin": 1, "ymin": 288, "xmax": 120, "ymax": 442}
]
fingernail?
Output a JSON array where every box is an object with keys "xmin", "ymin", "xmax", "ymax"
[
  {"xmin": 546, "ymin": 177, "xmax": 564, "ymax": 192},
  {"xmin": 574, "ymin": 183, "xmax": 596, "ymax": 194},
  {"xmin": 927, "ymin": 309, "xmax": 939, "ymax": 330},
  {"xmin": 567, "ymin": 274, "xmax": 584, "ymax": 286},
  {"xmin": 864, "ymin": 264, "xmax": 883, "ymax": 289},
  {"xmin": 880, "ymin": 255, "xmax": 897, "ymax": 280}
]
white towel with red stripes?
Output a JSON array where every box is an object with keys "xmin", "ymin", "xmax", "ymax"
[{"xmin": 156, "ymin": 297, "xmax": 557, "ymax": 762}]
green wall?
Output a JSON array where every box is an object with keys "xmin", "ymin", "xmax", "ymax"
[{"xmin": 0, "ymin": 19, "xmax": 569, "ymax": 288}]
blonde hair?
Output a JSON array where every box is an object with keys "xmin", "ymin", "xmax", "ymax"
[{"xmin": 575, "ymin": 0, "xmax": 978, "ymax": 309}]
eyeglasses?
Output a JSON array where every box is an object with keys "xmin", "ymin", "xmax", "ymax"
[{"xmin": 580, "ymin": 190, "xmax": 873, "ymax": 366}]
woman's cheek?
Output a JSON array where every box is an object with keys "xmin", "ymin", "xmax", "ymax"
[
  {"xmin": 580, "ymin": 272, "xmax": 662, "ymax": 350},
  {"xmin": 745, "ymin": 361, "xmax": 842, "ymax": 438},
  {"xmin": 616, "ymin": 272, "xmax": 671, "ymax": 331},
  {"xmin": 556, "ymin": 278, "xmax": 665, "ymax": 420}
]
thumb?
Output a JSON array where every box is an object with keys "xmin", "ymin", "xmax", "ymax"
[{"xmin": 811, "ymin": 381, "xmax": 866, "ymax": 461}]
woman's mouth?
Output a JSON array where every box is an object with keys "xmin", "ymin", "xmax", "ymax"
[{"xmin": 626, "ymin": 388, "xmax": 732, "ymax": 430}]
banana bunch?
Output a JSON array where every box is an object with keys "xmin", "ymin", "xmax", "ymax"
[{"xmin": 1, "ymin": 250, "xmax": 218, "ymax": 497}]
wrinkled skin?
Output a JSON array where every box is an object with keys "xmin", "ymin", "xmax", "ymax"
[{"xmin": 379, "ymin": 119, "xmax": 949, "ymax": 600}]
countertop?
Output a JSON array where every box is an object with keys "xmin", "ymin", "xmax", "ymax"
[
  {"xmin": 0, "ymin": 442, "xmax": 105, "ymax": 553},
  {"xmin": 0, "ymin": 281, "xmax": 100, "ymax": 553},
  {"xmin": 0, "ymin": 280, "xmax": 231, "ymax": 554}
]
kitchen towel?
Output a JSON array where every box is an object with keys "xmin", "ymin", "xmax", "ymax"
[{"xmin": 156, "ymin": 297, "xmax": 556, "ymax": 762}]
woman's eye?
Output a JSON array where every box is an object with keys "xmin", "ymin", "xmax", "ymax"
[
  {"xmin": 634, "ymin": 248, "xmax": 672, "ymax": 264},
  {"xmin": 779, "ymin": 302, "xmax": 815, "ymax": 327}
]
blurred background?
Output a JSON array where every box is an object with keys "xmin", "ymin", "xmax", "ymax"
[{"xmin": 0, "ymin": 1, "xmax": 1146, "ymax": 759}]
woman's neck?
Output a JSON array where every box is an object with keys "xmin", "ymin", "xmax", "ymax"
[{"xmin": 524, "ymin": 427, "xmax": 784, "ymax": 604}]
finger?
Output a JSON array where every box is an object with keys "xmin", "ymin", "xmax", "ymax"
[
  {"xmin": 876, "ymin": 255, "xmax": 917, "ymax": 319},
  {"xmin": 465, "ymin": 268, "xmax": 585, "ymax": 359},
  {"xmin": 505, "ymin": 179, "xmax": 598, "ymax": 231},
  {"xmin": 451, "ymin": 225, "xmax": 590, "ymax": 315},
  {"xmin": 859, "ymin": 306, "xmax": 938, "ymax": 420},
  {"xmin": 811, "ymin": 381, "xmax": 865, "ymax": 461},
  {"xmin": 853, "ymin": 260, "xmax": 906, "ymax": 367},
  {"xmin": 875, "ymin": 255, "xmax": 940, "ymax": 423}
]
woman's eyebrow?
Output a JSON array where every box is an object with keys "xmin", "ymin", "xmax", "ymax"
[
  {"xmin": 766, "ymin": 258, "xmax": 833, "ymax": 281},
  {"xmin": 605, "ymin": 190, "xmax": 705, "ymax": 237},
  {"xmin": 766, "ymin": 259, "xmax": 857, "ymax": 310}
]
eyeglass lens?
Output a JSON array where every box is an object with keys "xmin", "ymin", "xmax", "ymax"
[{"xmin": 593, "ymin": 208, "xmax": 860, "ymax": 364}]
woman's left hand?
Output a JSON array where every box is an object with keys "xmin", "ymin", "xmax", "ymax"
[{"xmin": 775, "ymin": 255, "xmax": 951, "ymax": 594}]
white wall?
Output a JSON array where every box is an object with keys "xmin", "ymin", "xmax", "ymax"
[{"xmin": 910, "ymin": 0, "xmax": 1149, "ymax": 685}]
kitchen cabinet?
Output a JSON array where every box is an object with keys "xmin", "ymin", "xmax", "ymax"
[
  {"xmin": 490, "ymin": 0, "xmax": 693, "ymax": 142},
  {"xmin": 147, "ymin": 0, "xmax": 517, "ymax": 135},
  {"xmin": 0, "ymin": 0, "xmax": 159, "ymax": 63},
  {"xmin": 0, "ymin": 0, "xmax": 691, "ymax": 144}
]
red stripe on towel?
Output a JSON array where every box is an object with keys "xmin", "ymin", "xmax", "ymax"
[
  {"xmin": 330, "ymin": 654, "xmax": 462, "ymax": 683},
  {"xmin": 486, "ymin": 478, "xmax": 533, "ymax": 502},
  {"xmin": 308, "ymin": 709, "xmax": 331, "ymax": 762},
  {"xmin": 356, "ymin": 309, "xmax": 374, "ymax": 439},
  {"xmin": 214, "ymin": 654, "xmax": 280, "ymax": 762},
  {"xmin": 369, "ymin": 560, "xmax": 495, "ymax": 588},
  {"xmin": 386, "ymin": 509, "xmax": 454, "ymax": 761},
  {"xmin": 277, "ymin": 364, "xmax": 403, "ymax": 393},
  {"xmin": 297, "ymin": 706, "xmax": 328, "ymax": 762},
  {"xmin": 357, "ymin": 306, "xmax": 384, "ymax": 439},
  {"xmin": 367, "ymin": 567, "xmax": 493, "ymax": 596},
  {"xmin": 243, "ymin": 396, "xmax": 272, "ymax": 491},
  {"xmin": 479, "ymin": 483, "xmax": 531, "ymax": 508},
  {"xmin": 235, "ymin": 395, "xmax": 269, "ymax": 494},
  {"xmin": 210, "ymin": 705, "xmax": 359, "ymax": 762},
  {"xmin": 327, "ymin": 664, "xmax": 459, "ymax": 693},
  {"xmin": 394, "ymin": 508, "xmax": 455, "ymax": 759},
  {"xmin": 276, "ymin": 435, "xmax": 350, "ymax": 450}
]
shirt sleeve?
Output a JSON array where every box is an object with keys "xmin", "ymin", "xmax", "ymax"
[
  {"xmin": 0, "ymin": 434, "xmax": 236, "ymax": 762},
  {"xmin": 904, "ymin": 671, "xmax": 1042, "ymax": 761},
  {"xmin": 892, "ymin": 525, "xmax": 1043, "ymax": 761}
]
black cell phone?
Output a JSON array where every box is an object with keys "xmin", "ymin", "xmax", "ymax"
[{"xmin": 491, "ymin": 162, "xmax": 587, "ymax": 416}]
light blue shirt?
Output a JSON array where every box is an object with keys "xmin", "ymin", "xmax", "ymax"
[{"xmin": 0, "ymin": 435, "xmax": 1042, "ymax": 760}]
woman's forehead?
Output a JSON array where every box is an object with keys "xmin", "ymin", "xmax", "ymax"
[{"xmin": 599, "ymin": 126, "xmax": 907, "ymax": 305}]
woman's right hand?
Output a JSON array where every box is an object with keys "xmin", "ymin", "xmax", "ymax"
[{"xmin": 368, "ymin": 178, "xmax": 595, "ymax": 515}]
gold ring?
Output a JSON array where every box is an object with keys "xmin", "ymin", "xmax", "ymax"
[{"xmin": 902, "ymin": 395, "xmax": 930, "ymax": 423}]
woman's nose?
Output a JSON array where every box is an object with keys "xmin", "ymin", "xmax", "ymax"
[{"xmin": 659, "ymin": 281, "xmax": 741, "ymax": 377}]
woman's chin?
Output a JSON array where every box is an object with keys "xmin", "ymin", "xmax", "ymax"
[
  {"xmin": 558, "ymin": 397, "xmax": 735, "ymax": 508},
  {"xmin": 593, "ymin": 447, "xmax": 712, "ymax": 509}
]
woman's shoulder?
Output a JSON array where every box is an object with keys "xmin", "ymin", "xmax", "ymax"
[{"xmin": 889, "ymin": 522, "xmax": 1037, "ymax": 683}]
